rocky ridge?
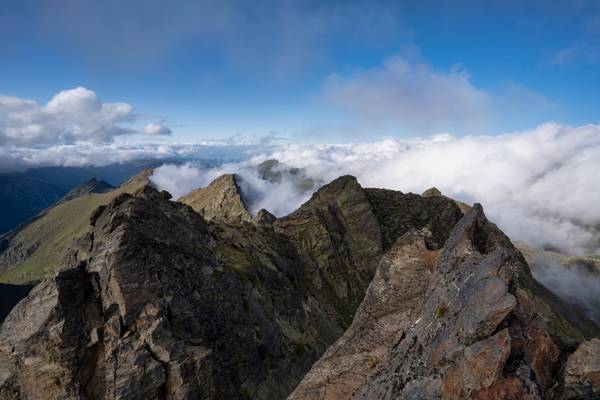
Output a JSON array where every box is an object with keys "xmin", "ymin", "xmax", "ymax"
[
  {"xmin": 0, "ymin": 171, "xmax": 599, "ymax": 399},
  {"xmin": 293, "ymin": 205, "xmax": 600, "ymax": 399}
]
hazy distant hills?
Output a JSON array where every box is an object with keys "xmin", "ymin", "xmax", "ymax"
[
  {"xmin": 0, "ymin": 174, "xmax": 65, "ymax": 234},
  {"xmin": 0, "ymin": 160, "xmax": 175, "ymax": 234},
  {"xmin": 0, "ymin": 168, "xmax": 154, "ymax": 283}
]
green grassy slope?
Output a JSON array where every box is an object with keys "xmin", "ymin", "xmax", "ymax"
[{"xmin": 0, "ymin": 169, "xmax": 152, "ymax": 284}]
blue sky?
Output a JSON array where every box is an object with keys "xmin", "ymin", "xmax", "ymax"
[{"xmin": 1, "ymin": 0, "xmax": 599, "ymax": 143}]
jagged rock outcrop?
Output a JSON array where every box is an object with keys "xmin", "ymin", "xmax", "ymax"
[
  {"xmin": 359, "ymin": 206, "xmax": 599, "ymax": 399},
  {"xmin": 253, "ymin": 208, "xmax": 276, "ymax": 225},
  {"xmin": 289, "ymin": 229, "xmax": 436, "ymax": 400},
  {"xmin": 293, "ymin": 204, "xmax": 600, "ymax": 399},
  {"xmin": 0, "ymin": 268, "xmax": 94, "ymax": 399},
  {"xmin": 365, "ymin": 187, "xmax": 464, "ymax": 251},
  {"xmin": 0, "ymin": 185, "xmax": 330, "ymax": 399},
  {"xmin": 421, "ymin": 186, "xmax": 472, "ymax": 214},
  {"xmin": 274, "ymin": 176, "xmax": 385, "ymax": 326},
  {"xmin": 3, "ymin": 171, "xmax": 599, "ymax": 400},
  {"xmin": 179, "ymin": 174, "xmax": 252, "ymax": 224},
  {"xmin": 0, "ymin": 174, "xmax": 466, "ymax": 399},
  {"xmin": 563, "ymin": 338, "xmax": 600, "ymax": 398},
  {"xmin": 422, "ymin": 187, "xmax": 443, "ymax": 197}
]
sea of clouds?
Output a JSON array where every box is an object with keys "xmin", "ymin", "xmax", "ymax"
[{"xmin": 151, "ymin": 122, "xmax": 600, "ymax": 256}]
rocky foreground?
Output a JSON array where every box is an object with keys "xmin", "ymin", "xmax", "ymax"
[{"xmin": 0, "ymin": 172, "xmax": 599, "ymax": 399}]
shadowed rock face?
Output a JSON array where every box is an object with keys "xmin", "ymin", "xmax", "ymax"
[
  {"xmin": 274, "ymin": 176, "xmax": 385, "ymax": 326},
  {"xmin": 289, "ymin": 229, "xmax": 436, "ymax": 400},
  {"xmin": 365, "ymin": 187, "xmax": 465, "ymax": 251},
  {"xmin": 1, "ymin": 173, "xmax": 599, "ymax": 400}
]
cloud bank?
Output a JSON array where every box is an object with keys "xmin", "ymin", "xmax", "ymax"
[
  {"xmin": 526, "ymin": 252, "xmax": 600, "ymax": 323},
  {"xmin": 151, "ymin": 161, "xmax": 313, "ymax": 217},
  {"xmin": 320, "ymin": 55, "xmax": 557, "ymax": 137},
  {"xmin": 152, "ymin": 122, "xmax": 600, "ymax": 256},
  {"xmin": 322, "ymin": 56, "xmax": 491, "ymax": 134},
  {"xmin": 0, "ymin": 87, "xmax": 171, "ymax": 147}
]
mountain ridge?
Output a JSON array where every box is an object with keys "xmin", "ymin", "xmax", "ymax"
[{"xmin": 0, "ymin": 169, "xmax": 599, "ymax": 399}]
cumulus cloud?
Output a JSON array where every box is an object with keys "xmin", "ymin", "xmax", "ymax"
[
  {"xmin": 152, "ymin": 122, "xmax": 600, "ymax": 256},
  {"xmin": 0, "ymin": 87, "xmax": 171, "ymax": 146},
  {"xmin": 143, "ymin": 123, "xmax": 172, "ymax": 136},
  {"xmin": 150, "ymin": 163, "xmax": 207, "ymax": 199}
]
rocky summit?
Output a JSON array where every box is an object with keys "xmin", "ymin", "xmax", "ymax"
[{"xmin": 0, "ymin": 172, "xmax": 599, "ymax": 400}]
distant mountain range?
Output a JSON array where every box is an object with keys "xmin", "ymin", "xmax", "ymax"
[
  {"xmin": 0, "ymin": 165, "xmax": 599, "ymax": 399},
  {"xmin": 0, "ymin": 159, "xmax": 233, "ymax": 235}
]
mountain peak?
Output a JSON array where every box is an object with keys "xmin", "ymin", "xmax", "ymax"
[
  {"xmin": 57, "ymin": 178, "xmax": 115, "ymax": 204},
  {"xmin": 179, "ymin": 173, "xmax": 252, "ymax": 224},
  {"xmin": 422, "ymin": 186, "xmax": 442, "ymax": 197},
  {"xmin": 292, "ymin": 203, "xmax": 600, "ymax": 399}
]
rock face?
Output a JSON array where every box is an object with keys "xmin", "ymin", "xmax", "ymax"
[
  {"xmin": 179, "ymin": 174, "xmax": 252, "ymax": 224},
  {"xmin": 563, "ymin": 338, "xmax": 600, "ymax": 398},
  {"xmin": 289, "ymin": 229, "xmax": 435, "ymax": 400},
  {"xmin": 292, "ymin": 204, "xmax": 600, "ymax": 400},
  {"xmin": 253, "ymin": 208, "xmax": 276, "ymax": 225},
  {"xmin": 421, "ymin": 187, "xmax": 443, "ymax": 197},
  {"xmin": 274, "ymin": 176, "xmax": 385, "ymax": 326},
  {"xmin": 365, "ymin": 187, "xmax": 464, "ymax": 251},
  {"xmin": 1, "ymin": 185, "xmax": 314, "ymax": 399},
  {"xmin": 1, "ymin": 172, "xmax": 599, "ymax": 400},
  {"xmin": 357, "ymin": 206, "xmax": 599, "ymax": 399},
  {"xmin": 0, "ymin": 175, "xmax": 464, "ymax": 399}
]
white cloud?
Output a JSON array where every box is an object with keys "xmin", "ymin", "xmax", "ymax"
[
  {"xmin": 319, "ymin": 55, "xmax": 557, "ymax": 137},
  {"xmin": 152, "ymin": 122, "xmax": 600, "ymax": 256},
  {"xmin": 0, "ymin": 141, "xmax": 266, "ymax": 173},
  {"xmin": 150, "ymin": 161, "xmax": 312, "ymax": 216},
  {"xmin": 0, "ymin": 87, "xmax": 171, "ymax": 146},
  {"xmin": 321, "ymin": 55, "xmax": 492, "ymax": 135},
  {"xmin": 150, "ymin": 163, "xmax": 207, "ymax": 199},
  {"xmin": 143, "ymin": 123, "xmax": 172, "ymax": 136}
]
